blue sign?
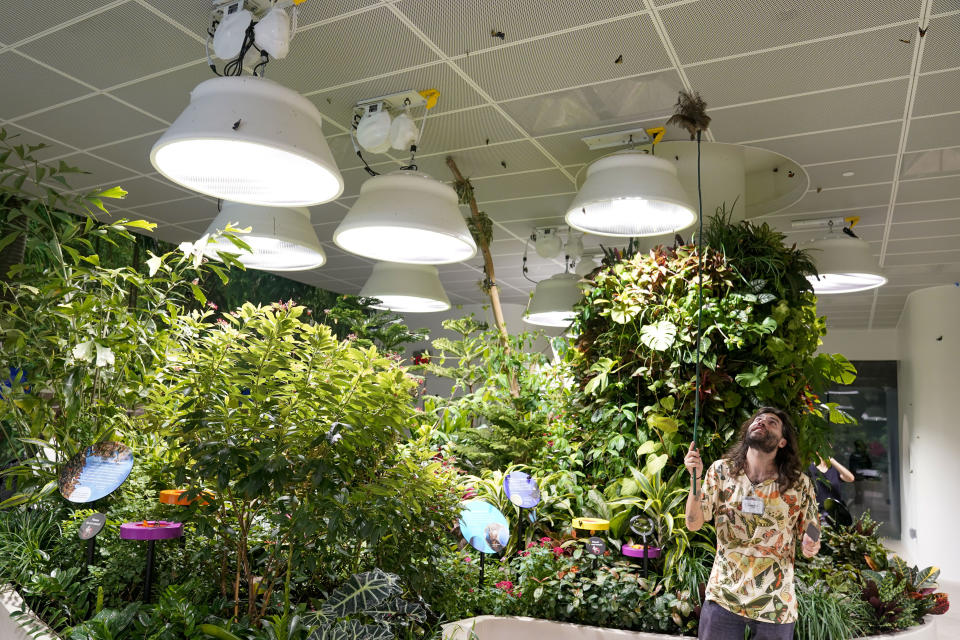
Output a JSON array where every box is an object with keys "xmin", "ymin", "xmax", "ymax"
[
  {"xmin": 458, "ymin": 499, "xmax": 510, "ymax": 554},
  {"xmin": 503, "ymin": 471, "xmax": 541, "ymax": 508},
  {"xmin": 59, "ymin": 443, "xmax": 134, "ymax": 503}
]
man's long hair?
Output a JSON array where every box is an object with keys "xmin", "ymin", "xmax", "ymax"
[{"xmin": 724, "ymin": 406, "xmax": 802, "ymax": 491}]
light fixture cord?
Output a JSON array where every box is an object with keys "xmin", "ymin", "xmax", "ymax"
[{"xmin": 692, "ymin": 128, "xmax": 704, "ymax": 496}]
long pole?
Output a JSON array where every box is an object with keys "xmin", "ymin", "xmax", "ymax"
[
  {"xmin": 144, "ymin": 540, "xmax": 155, "ymax": 604},
  {"xmin": 479, "ymin": 552, "xmax": 485, "ymax": 591},
  {"xmin": 692, "ymin": 129, "xmax": 705, "ymax": 496}
]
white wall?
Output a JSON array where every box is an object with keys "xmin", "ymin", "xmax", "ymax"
[
  {"xmin": 897, "ymin": 284, "xmax": 960, "ymax": 580},
  {"xmin": 817, "ymin": 329, "xmax": 899, "ymax": 360}
]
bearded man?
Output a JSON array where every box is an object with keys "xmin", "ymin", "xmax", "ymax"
[{"xmin": 683, "ymin": 406, "xmax": 820, "ymax": 639}]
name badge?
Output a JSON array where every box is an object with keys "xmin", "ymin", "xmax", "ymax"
[{"xmin": 741, "ymin": 496, "xmax": 765, "ymax": 515}]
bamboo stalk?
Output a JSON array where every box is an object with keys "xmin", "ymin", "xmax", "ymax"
[{"xmin": 446, "ymin": 156, "xmax": 519, "ymax": 398}]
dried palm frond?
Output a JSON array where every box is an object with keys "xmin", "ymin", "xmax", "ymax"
[{"xmin": 666, "ymin": 90, "xmax": 711, "ymax": 140}]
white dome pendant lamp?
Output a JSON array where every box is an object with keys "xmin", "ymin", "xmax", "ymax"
[
  {"xmin": 150, "ymin": 76, "xmax": 344, "ymax": 207},
  {"xmin": 359, "ymin": 262, "xmax": 451, "ymax": 313},
  {"xmin": 333, "ymin": 169, "xmax": 477, "ymax": 264},
  {"xmin": 202, "ymin": 201, "xmax": 326, "ymax": 271},
  {"xmin": 807, "ymin": 233, "xmax": 886, "ymax": 294},
  {"xmin": 523, "ymin": 272, "xmax": 583, "ymax": 327},
  {"xmin": 565, "ymin": 151, "xmax": 696, "ymax": 237}
]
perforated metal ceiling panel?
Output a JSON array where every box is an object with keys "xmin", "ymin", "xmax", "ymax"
[{"xmin": 2, "ymin": 0, "xmax": 959, "ymax": 330}]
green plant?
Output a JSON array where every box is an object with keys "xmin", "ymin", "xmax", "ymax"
[
  {"xmin": 0, "ymin": 127, "xmax": 242, "ymax": 507},
  {"xmin": 572, "ymin": 229, "xmax": 855, "ymax": 487},
  {"xmin": 419, "ymin": 316, "xmax": 576, "ymax": 473},
  {"xmin": 795, "ymin": 578, "xmax": 869, "ymax": 640},
  {"xmin": 148, "ymin": 302, "xmax": 457, "ymax": 622},
  {"xmin": 304, "ymin": 569, "xmax": 428, "ymax": 640}
]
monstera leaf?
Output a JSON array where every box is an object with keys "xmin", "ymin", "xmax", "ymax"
[
  {"xmin": 639, "ymin": 321, "xmax": 677, "ymax": 351},
  {"xmin": 320, "ymin": 569, "xmax": 401, "ymax": 619},
  {"xmin": 309, "ymin": 620, "xmax": 392, "ymax": 640}
]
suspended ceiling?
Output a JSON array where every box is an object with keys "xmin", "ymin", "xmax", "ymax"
[{"xmin": 1, "ymin": 0, "xmax": 959, "ymax": 330}]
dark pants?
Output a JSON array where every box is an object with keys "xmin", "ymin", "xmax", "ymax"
[{"xmin": 698, "ymin": 600, "xmax": 795, "ymax": 639}]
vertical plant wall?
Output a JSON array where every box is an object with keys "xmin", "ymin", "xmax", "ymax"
[{"xmin": 570, "ymin": 214, "xmax": 857, "ymax": 481}]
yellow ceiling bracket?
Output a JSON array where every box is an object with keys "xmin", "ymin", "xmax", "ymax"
[
  {"xmin": 419, "ymin": 89, "xmax": 440, "ymax": 110},
  {"xmin": 646, "ymin": 127, "xmax": 666, "ymax": 146},
  {"xmin": 844, "ymin": 216, "xmax": 860, "ymax": 228},
  {"xmin": 292, "ymin": 0, "xmax": 309, "ymax": 6}
]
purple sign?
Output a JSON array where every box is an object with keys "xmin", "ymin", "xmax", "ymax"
[
  {"xmin": 59, "ymin": 443, "xmax": 134, "ymax": 503},
  {"xmin": 503, "ymin": 471, "xmax": 540, "ymax": 508},
  {"xmin": 120, "ymin": 521, "xmax": 184, "ymax": 541},
  {"xmin": 458, "ymin": 499, "xmax": 510, "ymax": 554}
]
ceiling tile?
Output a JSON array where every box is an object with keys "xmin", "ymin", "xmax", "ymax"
[
  {"xmin": 265, "ymin": 7, "xmax": 439, "ymax": 94},
  {"xmin": 320, "ymin": 243, "xmax": 373, "ymax": 269},
  {"xmin": 119, "ymin": 175, "xmax": 194, "ymax": 208},
  {"xmin": 293, "ymin": 0, "xmax": 379, "ymax": 29},
  {"xmin": 308, "ymin": 201, "xmax": 350, "ymax": 226},
  {"xmin": 0, "ymin": 123, "xmax": 73, "ymax": 160},
  {"xmin": 891, "ymin": 199, "xmax": 960, "ymax": 224},
  {"xmin": 803, "ymin": 156, "xmax": 897, "ymax": 190},
  {"xmin": 0, "ymin": 51, "xmax": 91, "ymax": 120},
  {"xmin": 90, "ymin": 132, "xmax": 165, "ymax": 176},
  {"xmin": 751, "ymin": 122, "xmax": 902, "ymax": 165},
  {"xmin": 685, "ymin": 25, "xmax": 914, "ymax": 107},
  {"xmin": 661, "ymin": 0, "xmax": 917, "ymax": 64},
  {"xmin": 712, "ymin": 80, "xmax": 908, "ymax": 143},
  {"xmin": 882, "ymin": 249, "xmax": 960, "ymax": 266},
  {"xmin": 780, "ymin": 184, "xmax": 892, "ymax": 214},
  {"xmin": 307, "ymin": 62, "xmax": 484, "ymax": 129},
  {"xmin": 456, "ymin": 14, "xmax": 671, "ymax": 102},
  {"xmin": 481, "ymin": 194, "xmax": 575, "ymax": 223},
  {"xmin": 14, "ymin": 95, "xmax": 165, "ymax": 149},
  {"xmin": 907, "ymin": 113, "xmax": 960, "ymax": 151},
  {"xmin": 885, "ymin": 235, "xmax": 960, "ymax": 254},
  {"xmin": 889, "ymin": 216, "xmax": 960, "ymax": 239},
  {"xmin": 52, "ymin": 152, "xmax": 137, "ymax": 190},
  {"xmin": 398, "ymin": 0, "xmax": 638, "ymax": 58},
  {"xmin": 0, "ymin": 0, "xmax": 114, "ymax": 45},
  {"xmin": 132, "ymin": 197, "xmax": 217, "ymax": 225},
  {"xmin": 502, "ymin": 70, "xmax": 682, "ymax": 137},
  {"xmin": 912, "ymin": 68, "xmax": 960, "ymax": 116},
  {"xmin": 897, "ymin": 174, "xmax": 960, "ymax": 203},
  {"xmin": 418, "ymin": 106, "xmax": 521, "ymax": 152},
  {"xmin": 533, "ymin": 116, "xmax": 667, "ymax": 165},
  {"xmin": 919, "ymin": 13, "xmax": 960, "ymax": 73},
  {"xmin": 417, "ymin": 140, "xmax": 555, "ymax": 179},
  {"xmin": 468, "ymin": 168, "xmax": 575, "ymax": 202},
  {"xmin": 901, "ymin": 147, "xmax": 960, "ymax": 180},
  {"xmin": 109, "ymin": 61, "xmax": 215, "ymax": 124},
  {"xmin": 18, "ymin": 3, "xmax": 203, "ymax": 89}
]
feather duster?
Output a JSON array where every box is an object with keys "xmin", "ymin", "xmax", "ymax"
[{"xmin": 666, "ymin": 90, "xmax": 711, "ymax": 140}]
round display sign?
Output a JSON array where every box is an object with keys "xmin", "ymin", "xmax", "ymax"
[
  {"xmin": 503, "ymin": 471, "xmax": 541, "ymax": 508},
  {"xmin": 586, "ymin": 536, "xmax": 606, "ymax": 555},
  {"xmin": 629, "ymin": 514, "xmax": 655, "ymax": 538},
  {"xmin": 458, "ymin": 499, "xmax": 510, "ymax": 554},
  {"xmin": 78, "ymin": 513, "xmax": 107, "ymax": 540},
  {"xmin": 59, "ymin": 442, "xmax": 134, "ymax": 503}
]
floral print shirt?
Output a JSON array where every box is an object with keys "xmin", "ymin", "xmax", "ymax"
[{"xmin": 699, "ymin": 459, "xmax": 818, "ymax": 623}]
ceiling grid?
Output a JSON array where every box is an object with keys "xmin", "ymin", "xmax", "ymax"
[{"xmin": 1, "ymin": 0, "xmax": 959, "ymax": 328}]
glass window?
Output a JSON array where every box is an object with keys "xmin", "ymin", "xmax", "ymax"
[{"xmin": 824, "ymin": 360, "xmax": 900, "ymax": 539}]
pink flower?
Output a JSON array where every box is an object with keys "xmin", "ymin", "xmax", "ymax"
[
  {"xmin": 495, "ymin": 580, "xmax": 514, "ymax": 591},
  {"xmin": 540, "ymin": 536, "xmax": 552, "ymax": 543},
  {"xmin": 464, "ymin": 556, "xmax": 471, "ymax": 563},
  {"xmin": 207, "ymin": 301, "xmax": 218, "ymax": 310},
  {"xmin": 552, "ymin": 546, "xmax": 564, "ymax": 557},
  {"xmin": 518, "ymin": 550, "xmax": 530, "ymax": 557},
  {"xmin": 347, "ymin": 333, "xmax": 358, "ymax": 341},
  {"xmin": 526, "ymin": 542, "xmax": 537, "ymax": 549}
]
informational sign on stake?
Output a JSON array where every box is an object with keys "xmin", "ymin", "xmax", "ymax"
[{"xmin": 59, "ymin": 443, "xmax": 134, "ymax": 503}]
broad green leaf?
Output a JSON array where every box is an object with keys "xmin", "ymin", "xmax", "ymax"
[
  {"xmin": 92, "ymin": 186, "xmax": 128, "ymax": 199},
  {"xmin": 639, "ymin": 321, "xmax": 677, "ymax": 351},
  {"xmin": 735, "ymin": 364, "xmax": 768, "ymax": 387},
  {"xmin": 636, "ymin": 440, "xmax": 660, "ymax": 455},
  {"xmin": 647, "ymin": 414, "xmax": 679, "ymax": 434}
]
